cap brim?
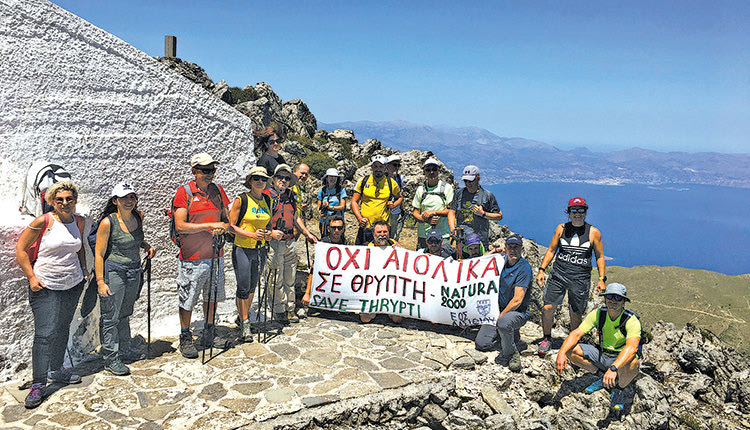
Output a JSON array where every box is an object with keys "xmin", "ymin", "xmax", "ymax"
[{"xmin": 461, "ymin": 175, "xmax": 476, "ymax": 181}]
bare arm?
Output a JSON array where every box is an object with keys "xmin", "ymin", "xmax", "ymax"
[
  {"xmin": 95, "ymin": 218, "xmax": 112, "ymax": 296},
  {"xmin": 295, "ymin": 214, "xmax": 318, "ymax": 243},
  {"xmin": 15, "ymin": 215, "xmax": 46, "ymax": 291},
  {"xmin": 498, "ymin": 286, "xmax": 526, "ymax": 318},
  {"xmin": 351, "ymin": 191, "xmax": 367, "ymax": 227},
  {"xmin": 591, "ymin": 226, "xmax": 606, "ymax": 294},
  {"xmin": 536, "ymin": 224, "xmax": 563, "ymax": 287},
  {"xmin": 603, "ymin": 337, "xmax": 640, "ymax": 388},
  {"xmin": 556, "ymin": 327, "xmax": 585, "ymax": 373}
]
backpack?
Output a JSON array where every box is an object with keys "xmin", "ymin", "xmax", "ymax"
[
  {"xmin": 168, "ymin": 182, "xmax": 228, "ymax": 247},
  {"xmin": 596, "ymin": 307, "xmax": 646, "ymax": 358},
  {"xmin": 417, "ymin": 180, "xmax": 447, "ymax": 208},
  {"xmin": 358, "ymin": 174, "xmax": 393, "ymax": 201},
  {"xmin": 27, "ymin": 213, "xmax": 85, "ymax": 266},
  {"xmin": 266, "ymin": 188, "xmax": 297, "ymax": 237},
  {"xmin": 20, "ymin": 162, "xmax": 72, "ymax": 217}
]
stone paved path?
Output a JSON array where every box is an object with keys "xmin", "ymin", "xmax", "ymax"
[{"xmin": 1, "ymin": 310, "xmax": 534, "ymax": 429}]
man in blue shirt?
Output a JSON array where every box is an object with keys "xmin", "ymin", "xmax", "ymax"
[{"xmin": 474, "ymin": 234, "xmax": 532, "ymax": 372}]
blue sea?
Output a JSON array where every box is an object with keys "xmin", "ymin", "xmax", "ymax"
[{"xmin": 485, "ymin": 182, "xmax": 750, "ymax": 276}]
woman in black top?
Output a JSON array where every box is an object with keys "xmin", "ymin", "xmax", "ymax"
[{"xmin": 254, "ymin": 125, "xmax": 286, "ymax": 176}]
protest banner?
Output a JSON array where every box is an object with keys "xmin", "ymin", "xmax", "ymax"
[{"xmin": 309, "ymin": 243, "xmax": 505, "ymax": 326}]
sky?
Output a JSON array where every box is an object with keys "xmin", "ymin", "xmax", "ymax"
[{"xmin": 52, "ymin": 0, "xmax": 749, "ymax": 153}]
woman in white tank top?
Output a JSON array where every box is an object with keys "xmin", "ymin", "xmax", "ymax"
[{"xmin": 15, "ymin": 181, "xmax": 89, "ymax": 409}]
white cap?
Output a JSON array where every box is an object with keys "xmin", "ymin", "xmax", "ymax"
[
  {"xmin": 371, "ymin": 154, "xmax": 387, "ymax": 165},
  {"xmin": 190, "ymin": 152, "xmax": 219, "ymax": 167},
  {"xmin": 387, "ymin": 154, "xmax": 401, "ymax": 164},
  {"xmin": 424, "ymin": 158, "xmax": 440, "ymax": 167},
  {"xmin": 324, "ymin": 168, "xmax": 340, "ymax": 177},
  {"xmin": 461, "ymin": 165, "xmax": 480, "ymax": 181},
  {"xmin": 111, "ymin": 182, "xmax": 137, "ymax": 198}
]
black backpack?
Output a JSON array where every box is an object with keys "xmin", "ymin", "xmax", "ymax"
[{"xmin": 358, "ymin": 174, "xmax": 393, "ymax": 200}]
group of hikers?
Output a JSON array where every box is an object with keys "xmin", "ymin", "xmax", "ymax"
[{"xmin": 15, "ymin": 126, "xmax": 643, "ymax": 412}]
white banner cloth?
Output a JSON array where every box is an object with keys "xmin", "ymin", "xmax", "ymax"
[{"xmin": 309, "ymin": 243, "xmax": 505, "ymax": 326}]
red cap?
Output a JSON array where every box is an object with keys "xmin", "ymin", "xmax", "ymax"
[{"xmin": 567, "ymin": 196, "xmax": 588, "ymax": 208}]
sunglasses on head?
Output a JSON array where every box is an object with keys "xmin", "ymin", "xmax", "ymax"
[
  {"xmin": 569, "ymin": 208, "xmax": 586, "ymax": 214},
  {"xmin": 250, "ymin": 175, "xmax": 267, "ymax": 182},
  {"xmin": 196, "ymin": 166, "xmax": 216, "ymax": 174},
  {"xmin": 604, "ymin": 294, "xmax": 625, "ymax": 302}
]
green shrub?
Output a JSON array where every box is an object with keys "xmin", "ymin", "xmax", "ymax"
[
  {"xmin": 229, "ymin": 86, "xmax": 259, "ymax": 104},
  {"xmin": 301, "ymin": 152, "xmax": 337, "ymax": 177}
]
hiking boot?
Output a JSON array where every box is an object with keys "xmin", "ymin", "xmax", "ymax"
[
  {"xmin": 49, "ymin": 369, "xmax": 81, "ymax": 385},
  {"xmin": 610, "ymin": 387, "xmax": 625, "ymax": 410},
  {"xmin": 104, "ymin": 359, "xmax": 131, "ymax": 376},
  {"xmin": 538, "ymin": 337, "xmax": 552, "ymax": 356},
  {"xmin": 24, "ymin": 383, "xmax": 45, "ymax": 409},
  {"xmin": 179, "ymin": 331, "xmax": 198, "ymax": 359},
  {"xmin": 288, "ymin": 311, "xmax": 300, "ymax": 324},
  {"xmin": 508, "ymin": 350, "xmax": 522, "ymax": 373},
  {"xmin": 585, "ymin": 378, "xmax": 605, "ymax": 394},
  {"xmin": 240, "ymin": 320, "xmax": 253, "ymax": 343},
  {"xmin": 297, "ymin": 307, "xmax": 308, "ymax": 319}
]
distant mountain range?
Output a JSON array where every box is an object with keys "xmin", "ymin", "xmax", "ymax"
[{"xmin": 320, "ymin": 120, "xmax": 750, "ymax": 188}]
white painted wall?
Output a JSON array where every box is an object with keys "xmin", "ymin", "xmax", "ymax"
[{"xmin": 0, "ymin": 0, "xmax": 254, "ymax": 381}]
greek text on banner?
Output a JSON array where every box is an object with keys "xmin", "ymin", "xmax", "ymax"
[{"xmin": 310, "ymin": 243, "xmax": 505, "ymax": 326}]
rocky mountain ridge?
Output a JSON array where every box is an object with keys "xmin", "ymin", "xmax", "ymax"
[
  {"xmin": 141, "ymin": 57, "xmax": 750, "ymax": 428},
  {"xmin": 321, "ymin": 120, "xmax": 750, "ymax": 188}
]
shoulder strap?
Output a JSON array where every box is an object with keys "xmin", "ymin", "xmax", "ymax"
[
  {"xmin": 387, "ymin": 175, "xmax": 393, "ymax": 200},
  {"xmin": 236, "ymin": 193, "xmax": 249, "ymax": 227},
  {"xmin": 358, "ymin": 174, "xmax": 370, "ymax": 195},
  {"xmin": 262, "ymin": 193, "xmax": 272, "ymax": 211},
  {"xmin": 597, "ymin": 307, "xmax": 607, "ymax": 351},
  {"xmin": 618, "ymin": 309, "xmax": 634, "ymax": 337}
]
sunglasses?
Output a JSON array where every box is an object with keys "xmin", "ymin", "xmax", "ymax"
[
  {"xmin": 604, "ymin": 294, "xmax": 625, "ymax": 302},
  {"xmin": 329, "ymin": 225, "xmax": 344, "ymax": 230},
  {"xmin": 55, "ymin": 197, "xmax": 76, "ymax": 204},
  {"xmin": 424, "ymin": 166, "xmax": 438, "ymax": 172},
  {"xmin": 196, "ymin": 167, "xmax": 216, "ymax": 174},
  {"xmin": 251, "ymin": 175, "xmax": 267, "ymax": 182},
  {"xmin": 276, "ymin": 175, "xmax": 292, "ymax": 182},
  {"xmin": 427, "ymin": 239, "xmax": 441, "ymax": 245},
  {"xmin": 569, "ymin": 208, "xmax": 587, "ymax": 214}
]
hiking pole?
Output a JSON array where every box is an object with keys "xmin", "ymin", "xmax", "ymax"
[
  {"xmin": 202, "ymin": 234, "xmax": 219, "ymax": 364},
  {"xmin": 143, "ymin": 255, "xmax": 152, "ymax": 359}
]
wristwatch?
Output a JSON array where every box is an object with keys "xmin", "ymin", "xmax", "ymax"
[
  {"xmin": 599, "ymin": 276, "xmax": 608, "ymax": 282},
  {"xmin": 609, "ymin": 364, "xmax": 618, "ymax": 372}
]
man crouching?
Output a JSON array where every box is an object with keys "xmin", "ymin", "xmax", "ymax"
[{"xmin": 556, "ymin": 283, "xmax": 641, "ymax": 411}]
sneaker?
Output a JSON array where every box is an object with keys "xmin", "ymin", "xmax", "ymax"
[
  {"xmin": 104, "ymin": 359, "xmax": 131, "ymax": 376},
  {"xmin": 585, "ymin": 378, "xmax": 605, "ymax": 394},
  {"xmin": 49, "ymin": 369, "xmax": 81, "ymax": 385},
  {"xmin": 287, "ymin": 311, "xmax": 300, "ymax": 324},
  {"xmin": 297, "ymin": 307, "xmax": 307, "ymax": 319},
  {"xmin": 240, "ymin": 320, "xmax": 253, "ymax": 343},
  {"xmin": 24, "ymin": 383, "xmax": 45, "ymax": 409},
  {"xmin": 179, "ymin": 331, "xmax": 198, "ymax": 359},
  {"xmin": 538, "ymin": 337, "xmax": 552, "ymax": 356},
  {"xmin": 508, "ymin": 350, "xmax": 522, "ymax": 373},
  {"xmin": 610, "ymin": 388, "xmax": 625, "ymax": 410}
]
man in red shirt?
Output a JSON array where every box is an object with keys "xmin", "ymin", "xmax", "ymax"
[{"xmin": 172, "ymin": 153, "xmax": 230, "ymax": 359}]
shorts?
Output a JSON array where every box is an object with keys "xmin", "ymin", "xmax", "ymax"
[
  {"xmin": 579, "ymin": 343, "xmax": 618, "ymax": 372},
  {"xmin": 177, "ymin": 258, "xmax": 225, "ymax": 311},
  {"xmin": 543, "ymin": 272, "xmax": 590, "ymax": 315}
]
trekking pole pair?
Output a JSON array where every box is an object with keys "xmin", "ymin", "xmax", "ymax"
[
  {"xmin": 202, "ymin": 234, "xmax": 225, "ymax": 364},
  {"xmin": 256, "ymin": 267, "xmax": 277, "ymax": 344},
  {"xmin": 142, "ymin": 255, "xmax": 152, "ymax": 359}
]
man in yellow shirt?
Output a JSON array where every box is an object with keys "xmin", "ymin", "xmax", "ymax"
[{"xmin": 351, "ymin": 155, "xmax": 402, "ymax": 245}]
